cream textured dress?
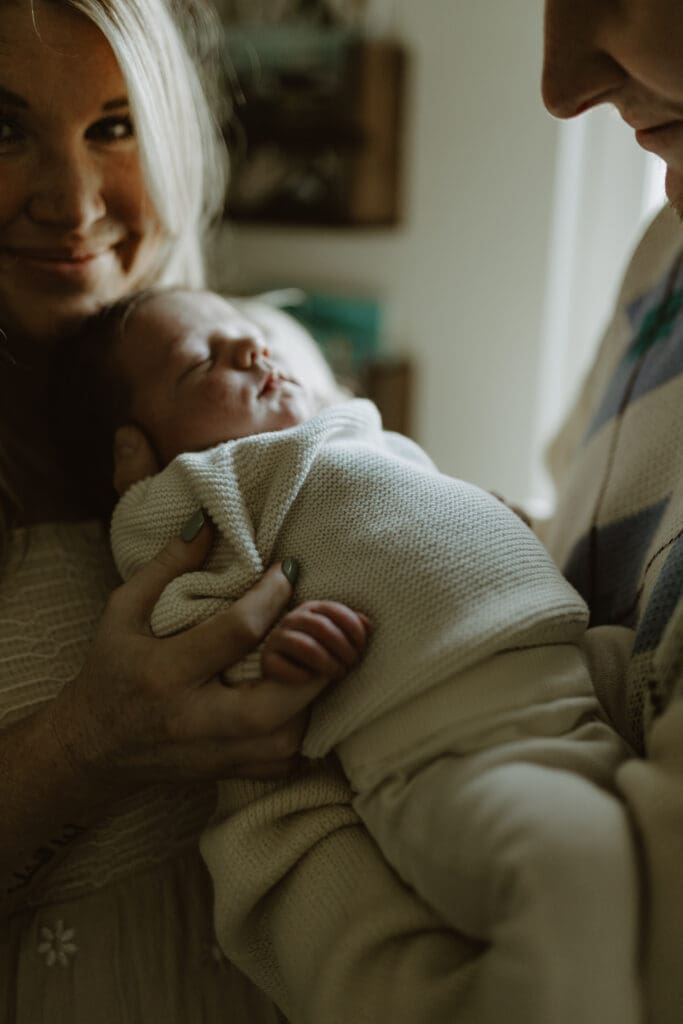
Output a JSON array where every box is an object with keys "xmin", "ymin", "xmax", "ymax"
[{"xmin": 0, "ymin": 521, "xmax": 281, "ymax": 1023}]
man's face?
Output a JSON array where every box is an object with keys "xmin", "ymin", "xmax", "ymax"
[
  {"xmin": 543, "ymin": 0, "xmax": 683, "ymax": 217},
  {"xmin": 117, "ymin": 291, "xmax": 312, "ymax": 466}
]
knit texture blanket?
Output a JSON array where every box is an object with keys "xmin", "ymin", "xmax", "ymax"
[{"xmin": 112, "ymin": 400, "xmax": 588, "ymax": 757}]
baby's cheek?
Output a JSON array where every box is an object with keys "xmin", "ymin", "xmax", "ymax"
[
  {"xmin": 202, "ymin": 376, "xmax": 223, "ymax": 399},
  {"xmin": 201, "ymin": 377, "xmax": 237, "ymax": 409}
]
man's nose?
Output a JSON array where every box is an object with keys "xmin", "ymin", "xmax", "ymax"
[
  {"xmin": 27, "ymin": 141, "xmax": 106, "ymax": 232},
  {"xmin": 542, "ymin": 0, "xmax": 624, "ymax": 119}
]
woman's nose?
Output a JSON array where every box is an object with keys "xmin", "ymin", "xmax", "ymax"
[
  {"xmin": 26, "ymin": 142, "xmax": 106, "ymax": 232},
  {"xmin": 542, "ymin": 0, "xmax": 625, "ymax": 119}
]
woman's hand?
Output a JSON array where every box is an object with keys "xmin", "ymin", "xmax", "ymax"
[
  {"xmin": 113, "ymin": 424, "xmax": 159, "ymax": 497},
  {"xmin": 48, "ymin": 516, "xmax": 325, "ymax": 786},
  {"xmin": 49, "ymin": 518, "xmax": 320, "ymax": 789},
  {"xmin": 262, "ymin": 601, "xmax": 371, "ymax": 687},
  {"xmin": 42, "ymin": 425, "xmax": 333, "ymax": 791}
]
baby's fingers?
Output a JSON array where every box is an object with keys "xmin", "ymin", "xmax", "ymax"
[
  {"xmin": 270, "ymin": 602, "xmax": 370, "ymax": 675},
  {"xmin": 261, "ymin": 649, "xmax": 318, "ymax": 686},
  {"xmin": 285, "ymin": 601, "xmax": 371, "ymax": 664},
  {"xmin": 171, "ymin": 561, "xmax": 296, "ymax": 681}
]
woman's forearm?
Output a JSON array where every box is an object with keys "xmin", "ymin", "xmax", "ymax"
[{"xmin": 0, "ymin": 697, "xmax": 119, "ymax": 914}]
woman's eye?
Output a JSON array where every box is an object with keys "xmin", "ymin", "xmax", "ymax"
[
  {"xmin": 0, "ymin": 117, "xmax": 24, "ymax": 148},
  {"xmin": 86, "ymin": 115, "xmax": 135, "ymax": 143}
]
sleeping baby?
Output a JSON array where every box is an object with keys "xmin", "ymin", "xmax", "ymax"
[{"xmin": 55, "ymin": 287, "xmax": 642, "ymax": 1024}]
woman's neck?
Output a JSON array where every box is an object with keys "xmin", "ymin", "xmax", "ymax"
[{"xmin": 0, "ymin": 351, "xmax": 91, "ymax": 526}]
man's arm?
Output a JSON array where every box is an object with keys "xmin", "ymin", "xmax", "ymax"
[{"xmin": 617, "ymin": 697, "xmax": 683, "ymax": 1024}]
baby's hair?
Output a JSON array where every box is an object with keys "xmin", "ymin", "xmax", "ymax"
[{"xmin": 52, "ymin": 290, "xmax": 168, "ymax": 519}]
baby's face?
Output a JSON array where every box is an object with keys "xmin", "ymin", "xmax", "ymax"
[{"xmin": 117, "ymin": 290, "xmax": 312, "ymax": 464}]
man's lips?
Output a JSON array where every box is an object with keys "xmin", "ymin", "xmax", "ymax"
[
  {"xmin": 631, "ymin": 119, "xmax": 683, "ymax": 155},
  {"xmin": 622, "ymin": 115, "xmax": 683, "ymax": 150}
]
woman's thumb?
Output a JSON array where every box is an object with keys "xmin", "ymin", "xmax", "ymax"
[
  {"xmin": 120, "ymin": 510, "xmax": 215, "ymax": 628},
  {"xmin": 113, "ymin": 425, "xmax": 159, "ymax": 497}
]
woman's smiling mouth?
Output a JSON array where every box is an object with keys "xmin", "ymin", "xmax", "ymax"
[{"xmin": 1, "ymin": 244, "xmax": 116, "ymax": 282}]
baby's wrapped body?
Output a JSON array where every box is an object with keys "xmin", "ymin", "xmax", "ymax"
[{"xmin": 113, "ymin": 399, "xmax": 640, "ymax": 1024}]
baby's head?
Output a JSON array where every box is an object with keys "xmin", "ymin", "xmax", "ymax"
[{"xmin": 55, "ymin": 288, "xmax": 312, "ymax": 514}]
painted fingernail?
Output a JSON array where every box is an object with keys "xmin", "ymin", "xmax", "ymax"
[
  {"xmin": 180, "ymin": 508, "xmax": 206, "ymax": 542},
  {"xmin": 281, "ymin": 557, "xmax": 299, "ymax": 586}
]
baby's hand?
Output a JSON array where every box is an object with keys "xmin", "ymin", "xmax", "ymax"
[{"xmin": 262, "ymin": 601, "xmax": 371, "ymax": 687}]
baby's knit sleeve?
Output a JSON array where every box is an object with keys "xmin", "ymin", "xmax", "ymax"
[{"xmin": 201, "ymin": 758, "xmax": 479, "ymax": 1024}]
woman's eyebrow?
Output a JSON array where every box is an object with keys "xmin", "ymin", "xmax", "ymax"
[
  {"xmin": 0, "ymin": 85, "xmax": 129, "ymax": 112},
  {"xmin": 102, "ymin": 97, "xmax": 130, "ymax": 112},
  {"xmin": 0, "ymin": 85, "xmax": 28, "ymax": 109}
]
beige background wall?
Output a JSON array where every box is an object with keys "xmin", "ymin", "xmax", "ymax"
[{"xmin": 212, "ymin": 1, "xmax": 663, "ymax": 507}]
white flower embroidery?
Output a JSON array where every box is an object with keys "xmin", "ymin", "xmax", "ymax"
[{"xmin": 37, "ymin": 920, "xmax": 78, "ymax": 967}]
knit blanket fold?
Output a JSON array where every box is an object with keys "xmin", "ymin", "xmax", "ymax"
[{"xmin": 111, "ymin": 400, "xmax": 588, "ymax": 756}]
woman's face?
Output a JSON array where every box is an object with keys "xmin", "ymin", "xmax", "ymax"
[{"xmin": 0, "ymin": 1, "xmax": 161, "ymax": 343}]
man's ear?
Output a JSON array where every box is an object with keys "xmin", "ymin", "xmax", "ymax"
[{"xmin": 112, "ymin": 424, "xmax": 160, "ymax": 496}]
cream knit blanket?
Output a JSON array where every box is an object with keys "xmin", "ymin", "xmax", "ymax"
[{"xmin": 111, "ymin": 399, "xmax": 588, "ymax": 757}]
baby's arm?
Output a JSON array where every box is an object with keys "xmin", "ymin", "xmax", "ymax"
[{"xmin": 262, "ymin": 601, "xmax": 370, "ymax": 687}]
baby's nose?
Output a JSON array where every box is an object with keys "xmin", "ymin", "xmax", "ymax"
[{"xmin": 231, "ymin": 335, "xmax": 270, "ymax": 368}]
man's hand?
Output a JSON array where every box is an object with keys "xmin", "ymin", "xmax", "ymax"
[
  {"xmin": 262, "ymin": 601, "xmax": 371, "ymax": 687},
  {"xmin": 490, "ymin": 491, "xmax": 532, "ymax": 529}
]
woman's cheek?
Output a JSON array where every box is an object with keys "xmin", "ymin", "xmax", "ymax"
[
  {"xmin": 104, "ymin": 155, "xmax": 162, "ymax": 276},
  {"xmin": 0, "ymin": 175, "xmax": 26, "ymax": 231}
]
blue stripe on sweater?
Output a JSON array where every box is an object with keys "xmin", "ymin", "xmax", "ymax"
[
  {"xmin": 634, "ymin": 534, "xmax": 683, "ymax": 653},
  {"xmin": 564, "ymin": 498, "xmax": 670, "ymax": 627},
  {"xmin": 586, "ymin": 261, "xmax": 683, "ymax": 439}
]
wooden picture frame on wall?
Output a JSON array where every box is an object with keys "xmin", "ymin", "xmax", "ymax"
[{"xmin": 223, "ymin": 26, "xmax": 406, "ymax": 227}]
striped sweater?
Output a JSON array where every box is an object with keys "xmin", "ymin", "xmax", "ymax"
[{"xmin": 541, "ymin": 203, "xmax": 683, "ymax": 1024}]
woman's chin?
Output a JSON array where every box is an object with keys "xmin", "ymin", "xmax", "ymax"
[
  {"xmin": 0, "ymin": 233, "xmax": 162, "ymax": 344},
  {"xmin": 0, "ymin": 291, "xmax": 103, "ymax": 345}
]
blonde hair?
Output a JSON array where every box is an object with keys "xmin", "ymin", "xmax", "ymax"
[
  {"xmin": 67, "ymin": 0, "xmax": 228, "ymax": 287},
  {"xmin": 0, "ymin": 0, "xmax": 229, "ymax": 559}
]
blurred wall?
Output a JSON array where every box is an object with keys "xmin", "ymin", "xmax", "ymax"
[{"xmin": 211, "ymin": 2, "xmax": 570, "ymax": 504}]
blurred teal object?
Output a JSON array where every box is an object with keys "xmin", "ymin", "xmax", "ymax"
[
  {"xmin": 224, "ymin": 25, "xmax": 357, "ymax": 76},
  {"xmin": 282, "ymin": 291, "xmax": 382, "ymax": 377}
]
